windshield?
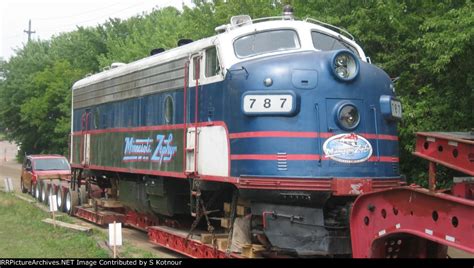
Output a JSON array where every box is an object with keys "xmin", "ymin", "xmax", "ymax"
[
  {"xmin": 311, "ymin": 31, "xmax": 359, "ymax": 56},
  {"xmin": 34, "ymin": 158, "xmax": 70, "ymax": 171},
  {"xmin": 234, "ymin": 29, "xmax": 300, "ymax": 58}
]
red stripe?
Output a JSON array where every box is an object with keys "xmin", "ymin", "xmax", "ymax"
[
  {"xmin": 231, "ymin": 154, "xmax": 320, "ymax": 161},
  {"xmin": 71, "ymin": 164, "xmax": 187, "ymax": 179},
  {"xmin": 362, "ymin": 133, "xmax": 399, "ymax": 141},
  {"xmin": 198, "ymin": 175, "xmax": 239, "ymax": 184},
  {"xmin": 320, "ymin": 132, "xmax": 333, "ymax": 138},
  {"xmin": 229, "ymin": 131, "xmax": 397, "ymax": 141},
  {"xmin": 231, "ymin": 154, "xmax": 399, "ymax": 163},
  {"xmin": 229, "ymin": 131, "xmax": 319, "ymax": 139},
  {"xmin": 73, "ymin": 126, "xmax": 398, "ymax": 141},
  {"xmin": 368, "ymin": 156, "xmax": 400, "ymax": 163},
  {"xmin": 71, "ymin": 121, "xmax": 227, "ymax": 136}
]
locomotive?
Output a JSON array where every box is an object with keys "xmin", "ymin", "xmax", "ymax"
[{"xmin": 70, "ymin": 6, "xmax": 403, "ymax": 256}]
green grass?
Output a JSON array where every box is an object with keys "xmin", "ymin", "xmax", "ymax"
[
  {"xmin": 0, "ymin": 192, "xmax": 109, "ymax": 258},
  {"xmin": 120, "ymin": 243, "xmax": 166, "ymax": 258}
]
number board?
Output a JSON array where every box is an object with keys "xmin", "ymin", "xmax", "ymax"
[
  {"xmin": 390, "ymin": 100, "xmax": 402, "ymax": 119},
  {"xmin": 242, "ymin": 91, "xmax": 296, "ymax": 115}
]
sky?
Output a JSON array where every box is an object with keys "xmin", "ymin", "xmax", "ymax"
[{"xmin": 0, "ymin": 0, "xmax": 193, "ymax": 60}]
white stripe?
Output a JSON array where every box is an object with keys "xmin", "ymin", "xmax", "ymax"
[
  {"xmin": 445, "ymin": 235, "xmax": 455, "ymax": 242},
  {"xmin": 395, "ymin": 224, "xmax": 401, "ymax": 229},
  {"xmin": 427, "ymin": 137, "xmax": 435, "ymax": 142},
  {"xmin": 448, "ymin": 141, "xmax": 458, "ymax": 147},
  {"xmin": 378, "ymin": 229, "xmax": 386, "ymax": 236},
  {"xmin": 425, "ymin": 229, "xmax": 433, "ymax": 235}
]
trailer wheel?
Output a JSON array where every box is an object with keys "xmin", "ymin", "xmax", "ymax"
[
  {"xmin": 36, "ymin": 181, "xmax": 42, "ymax": 201},
  {"xmin": 56, "ymin": 186, "xmax": 65, "ymax": 212},
  {"xmin": 31, "ymin": 182, "xmax": 36, "ymax": 197},
  {"xmin": 20, "ymin": 177, "xmax": 28, "ymax": 193},
  {"xmin": 65, "ymin": 188, "xmax": 79, "ymax": 215},
  {"xmin": 42, "ymin": 181, "xmax": 50, "ymax": 205}
]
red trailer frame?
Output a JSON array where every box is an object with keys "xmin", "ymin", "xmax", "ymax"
[{"xmin": 351, "ymin": 131, "xmax": 474, "ymax": 258}]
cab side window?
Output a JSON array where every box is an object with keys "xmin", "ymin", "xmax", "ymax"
[
  {"xmin": 205, "ymin": 47, "xmax": 220, "ymax": 77},
  {"xmin": 311, "ymin": 31, "xmax": 358, "ymax": 57}
]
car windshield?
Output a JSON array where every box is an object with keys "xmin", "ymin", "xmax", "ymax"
[
  {"xmin": 311, "ymin": 31, "xmax": 359, "ymax": 56},
  {"xmin": 234, "ymin": 29, "xmax": 300, "ymax": 58},
  {"xmin": 34, "ymin": 158, "xmax": 70, "ymax": 171}
]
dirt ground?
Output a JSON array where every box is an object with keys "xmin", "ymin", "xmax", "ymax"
[
  {"xmin": 0, "ymin": 140, "xmax": 471, "ymax": 258},
  {"xmin": 0, "ymin": 140, "xmax": 21, "ymax": 192}
]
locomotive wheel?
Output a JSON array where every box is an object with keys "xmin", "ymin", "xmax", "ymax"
[
  {"xmin": 56, "ymin": 187, "xmax": 65, "ymax": 212},
  {"xmin": 36, "ymin": 181, "xmax": 42, "ymax": 201},
  {"xmin": 20, "ymin": 178, "xmax": 28, "ymax": 193},
  {"xmin": 65, "ymin": 188, "xmax": 79, "ymax": 215}
]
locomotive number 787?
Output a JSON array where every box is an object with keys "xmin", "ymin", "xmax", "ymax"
[{"xmin": 242, "ymin": 93, "xmax": 294, "ymax": 115}]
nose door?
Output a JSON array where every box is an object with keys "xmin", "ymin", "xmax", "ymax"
[{"xmin": 323, "ymin": 99, "xmax": 371, "ymax": 166}]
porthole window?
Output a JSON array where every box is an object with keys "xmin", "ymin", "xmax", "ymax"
[{"xmin": 164, "ymin": 96, "xmax": 174, "ymax": 124}]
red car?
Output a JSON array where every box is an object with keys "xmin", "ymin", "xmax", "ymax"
[{"xmin": 20, "ymin": 154, "xmax": 71, "ymax": 205}]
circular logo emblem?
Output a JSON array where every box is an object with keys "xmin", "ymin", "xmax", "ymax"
[{"xmin": 323, "ymin": 133, "xmax": 373, "ymax": 163}]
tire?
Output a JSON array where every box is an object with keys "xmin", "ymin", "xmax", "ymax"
[
  {"xmin": 36, "ymin": 181, "xmax": 42, "ymax": 201},
  {"xmin": 42, "ymin": 181, "xmax": 50, "ymax": 205},
  {"xmin": 20, "ymin": 178, "xmax": 28, "ymax": 193},
  {"xmin": 56, "ymin": 186, "xmax": 65, "ymax": 212},
  {"xmin": 28, "ymin": 180, "xmax": 33, "ymax": 195},
  {"xmin": 65, "ymin": 188, "xmax": 79, "ymax": 215},
  {"xmin": 31, "ymin": 182, "xmax": 36, "ymax": 198}
]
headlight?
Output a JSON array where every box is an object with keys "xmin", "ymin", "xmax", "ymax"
[
  {"xmin": 337, "ymin": 104, "xmax": 360, "ymax": 130},
  {"xmin": 332, "ymin": 50, "xmax": 359, "ymax": 81}
]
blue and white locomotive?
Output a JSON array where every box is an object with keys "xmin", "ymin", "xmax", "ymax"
[{"xmin": 71, "ymin": 7, "xmax": 403, "ymax": 256}]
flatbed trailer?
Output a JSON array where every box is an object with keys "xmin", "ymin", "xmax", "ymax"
[{"xmin": 67, "ymin": 131, "xmax": 474, "ymax": 258}]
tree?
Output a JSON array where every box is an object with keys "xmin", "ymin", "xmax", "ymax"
[
  {"xmin": 0, "ymin": 1, "xmax": 471, "ymax": 185},
  {"xmin": 0, "ymin": 41, "xmax": 52, "ymax": 156},
  {"xmin": 20, "ymin": 60, "xmax": 82, "ymax": 155}
]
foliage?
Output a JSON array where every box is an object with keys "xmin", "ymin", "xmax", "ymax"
[
  {"xmin": 0, "ymin": 0, "xmax": 472, "ymax": 184},
  {"xmin": 20, "ymin": 60, "xmax": 83, "ymax": 155},
  {"xmin": 0, "ymin": 192, "xmax": 109, "ymax": 258}
]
